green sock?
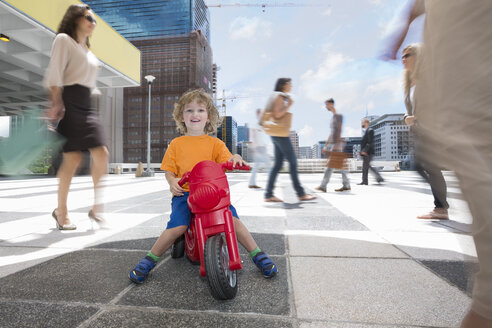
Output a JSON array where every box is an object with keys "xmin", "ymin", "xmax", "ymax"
[
  {"xmin": 249, "ymin": 247, "xmax": 261, "ymax": 258},
  {"xmin": 147, "ymin": 251, "xmax": 160, "ymax": 262}
]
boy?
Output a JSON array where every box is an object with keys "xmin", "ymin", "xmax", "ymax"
[{"xmin": 129, "ymin": 89, "xmax": 278, "ymax": 284}]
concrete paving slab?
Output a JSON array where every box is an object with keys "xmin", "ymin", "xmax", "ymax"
[
  {"xmin": 421, "ymin": 260, "xmax": 479, "ymax": 297},
  {"xmin": 287, "ymin": 215, "xmax": 368, "ymax": 231},
  {"xmin": 0, "ymin": 213, "xmax": 160, "ymax": 249},
  {"xmin": 0, "ymin": 246, "xmax": 69, "ymax": 278},
  {"xmin": 379, "ymin": 232, "xmax": 477, "ymax": 261},
  {"xmin": 239, "ymin": 232, "xmax": 286, "ymax": 256},
  {"xmin": 119, "ymin": 256, "xmax": 290, "ymax": 316},
  {"xmin": 86, "ymin": 308, "xmax": 293, "ymax": 328},
  {"xmin": 0, "ymin": 211, "xmax": 46, "ymax": 223},
  {"xmin": 239, "ymin": 215, "xmax": 287, "ymax": 234},
  {"xmin": 288, "ymin": 232, "xmax": 407, "ymax": 258},
  {"xmin": 0, "ymin": 249, "xmax": 142, "ymax": 303},
  {"xmin": 299, "ymin": 321, "xmax": 417, "ymax": 328},
  {"xmin": 0, "ymin": 301, "xmax": 99, "ymax": 328},
  {"xmin": 291, "ymin": 257, "xmax": 470, "ymax": 327}
]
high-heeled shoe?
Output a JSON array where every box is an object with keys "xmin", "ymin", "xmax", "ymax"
[
  {"xmin": 88, "ymin": 209, "xmax": 106, "ymax": 226},
  {"xmin": 51, "ymin": 209, "xmax": 76, "ymax": 230}
]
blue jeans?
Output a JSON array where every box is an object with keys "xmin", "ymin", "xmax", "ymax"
[{"xmin": 265, "ymin": 136, "xmax": 306, "ymax": 198}]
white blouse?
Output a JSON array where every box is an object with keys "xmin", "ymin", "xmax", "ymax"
[{"xmin": 44, "ymin": 33, "xmax": 100, "ymax": 90}]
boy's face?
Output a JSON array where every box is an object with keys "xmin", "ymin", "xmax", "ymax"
[{"xmin": 182, "ymin": 100, "xmax": 209, "ymax": 136}]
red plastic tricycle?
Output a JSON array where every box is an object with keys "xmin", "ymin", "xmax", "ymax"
[{"xmin": 171, "ymin": 160, "xmax": 250, "ymax": 300}]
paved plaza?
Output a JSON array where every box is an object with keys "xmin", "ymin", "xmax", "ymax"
[{"xmin": 0, "ymin": 170, "xmax": 477, "ymax": 327}]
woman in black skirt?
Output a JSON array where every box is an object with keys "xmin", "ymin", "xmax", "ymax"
[{"xmin": 44, "ymin": 4, "xmax": 107, "ymax": 230}]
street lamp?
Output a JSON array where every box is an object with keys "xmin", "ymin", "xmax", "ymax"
[{"xmin": 142, "ymin": 75, "xmax": 155, "ymax": 177}]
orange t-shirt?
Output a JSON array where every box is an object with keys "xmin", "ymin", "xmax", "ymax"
[{"xmin": 161, "ymin": 135, "xmax": 232, "ymax": 190}]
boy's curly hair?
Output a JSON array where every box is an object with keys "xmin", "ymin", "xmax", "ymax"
[{"xmin": 173, "ymin": 89, "xmax": 220, "ymax": 134}]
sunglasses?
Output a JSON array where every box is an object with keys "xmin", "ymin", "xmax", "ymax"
[
  {"xmin": 401, "ymin": 53, "xmax": 414, "ymax": 60},
  {"xmin": 84, "ymin": 15, "xmax": 97, "ymax": 24}
]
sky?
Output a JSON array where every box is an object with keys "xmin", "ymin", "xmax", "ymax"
[
  {"xmin": 207, "ymin": 0, "xmax": 424, "ymax": 146},
  {"xmin": 0, "ymin": 0, "xmax": 423, "ymax": 143}
]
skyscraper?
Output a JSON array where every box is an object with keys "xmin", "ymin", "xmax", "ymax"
[
  {"xmin": 237, "ymin": 124, "xmax": 249, "ymax": 142},
  {"xmin": 85, "ymin": 0, "xmax": 210, "ymax": 42},
  {"xmin": 217, "ymin": 116, "xmax": 238, "ymax": 155},
  {"xmin": 85, "ymin": 0, "xmax": 213, "ymax": 163}
]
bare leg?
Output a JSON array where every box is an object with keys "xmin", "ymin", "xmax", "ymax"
[
  {"xmin": 56, "ymin": 151, "xmax": 82, "ymax": 225},
  {"xmin": 150, "ymin": 225, "xmax": 188, "ymax": 257},
  {"xmin": 233, "ymin": 217, "xmax": 257, "ymax": 253},
  {"xmin": 88, "ymin": 146, "xmax": 109, "ymax": 214}
]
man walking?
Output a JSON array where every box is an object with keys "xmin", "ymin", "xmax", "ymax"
[
  {"xmin": 358, "ymin": 118, "xmax": 384, "ymax": 185},
  {"xmin": 315, "ymin": 98, "xmax": 351, "ymax": 192}
]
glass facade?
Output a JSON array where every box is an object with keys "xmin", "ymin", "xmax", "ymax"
[
  {"xmin": 85, "ymin": 0, "xmax": 210, "ymax": 42},
  {"xmin": 217, "ymin": 116, "xmax": 238, "ymax": 155},
  {"xmin": 85, "ymin": 0, "xmax": 213, "ymax": 163}
]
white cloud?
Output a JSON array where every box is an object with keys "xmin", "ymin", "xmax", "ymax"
[
  {"xmin": 343, "ymin": 125, "xmax": 362, "ymax": 138},
  {"xmin": 228, "ymin": 98, "xmax": 255, "ymax": 115},
  {"xmin": 298, "ymin": 124, "xmax": 314, "ymax": 138},
  {"xmin": 365, "ymin": 74, "xmax": 403, "ymax": 102},
  {"xmin": 300, "ymin": 51, "xmax": 353, "ymax": 103},
  {"xmin": 322, "ymin": 8, "xmax": 332, "ymax": 16},
  {"xmin": 260, "ymin": 53, "xmax": 272, "ymax": 62},
  {"xmin": 368, "ymin": 0, "xmax": 383, "ymax": 5},
  {"xmin": 229, "ymin": 17, "xmax": 273, "ymax": 41}
]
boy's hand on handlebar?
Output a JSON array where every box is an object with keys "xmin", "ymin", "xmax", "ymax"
[
  {"xmin": 229, "ymin": 154, "xmax": 248, "ymax": 168},
  {"xmin": 169, "ymin": 177, "xmax": 185, "ymax": 196}
]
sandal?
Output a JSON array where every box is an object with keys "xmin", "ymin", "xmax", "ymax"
[
  {"xmin": 298, "ymin": 194, "xmax": 317, "ymax": 201},
  {"xmin": 264, "ymin": 196, "xmax": 283, "ymax": 202}
]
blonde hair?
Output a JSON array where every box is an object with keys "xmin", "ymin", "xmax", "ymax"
[
  {"xmin": 173, "ymin": 89, "xmax": 220, "ymax": 134},
  {"xmin": 403, "ymin": 43, "xmax": 422, "ymax": 97}
]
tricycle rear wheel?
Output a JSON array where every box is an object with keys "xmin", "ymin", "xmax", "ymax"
[
  {"xmin": 171, "ymin": 235, "xmax": 185, "ymax": 258},
  {"xmin": 204, "ymin": 234, "xmax": 238, "ymax": 300}
]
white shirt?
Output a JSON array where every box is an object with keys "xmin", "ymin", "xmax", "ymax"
[{"xmin": 44, "ymin": 33, "xmax": 100, "ymax": 90}]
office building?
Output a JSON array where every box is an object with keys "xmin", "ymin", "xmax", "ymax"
[
  {"xmin": 217, "ymin": 116, "xmax": 238, "ymax": 155},
  {"xmin": 237, "ymin": 124, "xmax": 249, "ymax": 142},
  {"xmin": 313, "ymin": 141, "xmax": 325, "ymax": 159},
  {"xmin": 298, "ymin": 146, "xmax": 312, "ymax": 159},
  {"xmin": 370, "ymin": 114, "xmax": 413, "ymax": 161},
  {"xmin": 85, "ymin": 0, "xmax": 213, "ymax": 163},
  {"xmin": 289, "ymin": 131, "xmax": 299, "ymax": 157},
  {"xmin": 84, "ymin": 0, "xmax": 210, "ymax": 42},
  {"xmin": 345, "ymin": 137, "xmax": 362, "ymax": 158}
]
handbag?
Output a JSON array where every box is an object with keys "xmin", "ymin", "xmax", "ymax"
[
  {"xmin": 326, "ymin": 151, "xmax": 347, "ymax": 169},
  {"xmin": 260, "ymin": 110, "xmax": 292, "ymax": 137}
]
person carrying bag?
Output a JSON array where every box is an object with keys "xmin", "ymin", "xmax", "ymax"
[
  {"xmin": 263, "ymin": 78, "xmax": 316, "ymax": 203},
  {"xmin": 260, "ymin": 92, "xmax": 292, "ymax": 137}
]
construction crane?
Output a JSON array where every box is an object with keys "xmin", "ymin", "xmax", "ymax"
[
  {"xmin": 215, "ymin": 90, "xmax": 251, "ymax": 144},
  {"xmin": 206, "ymin": 2, "xmax": 317, "ymax": 12},
  {"xmin": 215, "ymin": 90, "xmax": 268, "ymax": 144}
]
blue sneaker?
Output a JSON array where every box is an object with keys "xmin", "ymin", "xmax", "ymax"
[
  {"xmin": 129, "ymin": 256, "xmax": 156, "ymax": 284},
  {"xmin": 252, "ymin": 251, "xmax": 278, "ymax": 278}
]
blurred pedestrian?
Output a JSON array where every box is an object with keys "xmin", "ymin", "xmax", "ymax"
[
  {"xmin": 315, "ymin": 98, "xmax": 351, "ymax": 192},
  {"xmin": 262, "ymin": 78, "xmax": 316, "ymax": 202},
  {"xmin": 401, "ymin": 43, "xmax": 449, "ymax": 220},
  {"xmin": 44, "ymin": 4, "xmax": 107, "ymax": 230},
  {"xmin": 248, "ymin": 108, "xmax": 271, "ymax": 189},
  {"xmin": 381, "ymin": 1, "xmax": 492, "ymax": 326},
  {"xmin": 358, "ymin": 118, "xmax": 384, "ymax": 185}
]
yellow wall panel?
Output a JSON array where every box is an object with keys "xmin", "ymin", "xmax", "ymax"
[{"xmin": 5, "ymin": 0, "xmax": 141, "ymax": 85}]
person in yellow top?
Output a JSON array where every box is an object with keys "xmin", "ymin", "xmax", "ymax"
[{"xmin": 129, "ymin": 89, "xmax": 278, "ymax": 284}]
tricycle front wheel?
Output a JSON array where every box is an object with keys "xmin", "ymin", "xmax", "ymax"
[{"xmin": 204, "ymin": 234, "xmax": 238, "ymax": 300}]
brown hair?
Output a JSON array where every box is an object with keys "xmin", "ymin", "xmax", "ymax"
[
  {"xmin": 173, "ymin": 89, "xmax": 220, "ymax": 134},
  {"xmin": 57, "ymin": 4, "xmax": 92, "ymax": 48}
]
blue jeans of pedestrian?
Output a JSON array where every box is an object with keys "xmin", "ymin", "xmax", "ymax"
[{"xmin": 265, "ymin": 136, "xmax": 306, "ymax": 198}]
